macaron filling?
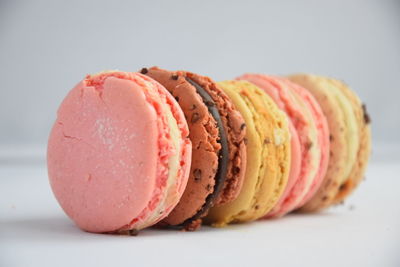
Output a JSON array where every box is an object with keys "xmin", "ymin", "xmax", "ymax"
[{"xmin": 174, "ymin": 77, "xmax": 229, "ymax": 228}]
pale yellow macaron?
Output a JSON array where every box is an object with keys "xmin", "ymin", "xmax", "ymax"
[
  {"xmin": 204, "ymin": 80, "xmax": 291, "ymax": 226},
  {"xmin": 288, "ymin": 74, "xmax": 371, "ymax": 212},
  {"xmin": 329, "ymin": 78, "xmax": 371, "ymax": 205}
]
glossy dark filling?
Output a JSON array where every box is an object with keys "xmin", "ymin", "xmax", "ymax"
[{"xmin": 176, "ymin": 77, "xmax": 229, "ymax": 228}]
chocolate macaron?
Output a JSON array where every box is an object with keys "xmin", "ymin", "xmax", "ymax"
[{"xmin": 142, "ymin": 67, "xmax": 247, "ymax": 230}]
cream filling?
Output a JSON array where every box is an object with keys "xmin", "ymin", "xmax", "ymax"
[
  {"xmin": 326, "ymin": 80, "xmax": 359, "ymax": 183},
  {"xmin": 273, "ymin": 128, "xmax": 286, "ymax": 145},
  {"xmin": 137, "ymin": 84, "xmax": 181, "ymax": 229},
  {"xmin": 289, "ymin": 90, "xmax": 320, "ymax": 203}
]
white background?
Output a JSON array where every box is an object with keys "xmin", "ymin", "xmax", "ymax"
[
  {"xmin": 1, "ymin": 1, "xmax": 400, "ymax": 266},
  {"xmin": 0, "ymin": 0, "xmax": 399, "ymax": 148}
]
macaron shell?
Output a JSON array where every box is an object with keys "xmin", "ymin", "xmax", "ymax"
[
  {"xmin": 206, "ymin": 81, "xmax": 290, "ymax": 225},
  {"xmin": 238, "ymin": 82, "xmax": 291, "ymax": 220},
  {"xmin": 237, "ymin": 74, "xmax": 321, "ymax": 217},
  {"xmin": 125, "ymin": 74, "xmax": 192, "ymax": 230},
  {"xmin": 186, "ymin": 72, "xmax": 247, "ymax": 206},
  {"xmin": 289, "ymin": 74, "xmax": 349, "ymax": 212},
  {"xmin": 325, "ymin": 79, "xmax": 360, "ymax": 185},
  {"xmin": 48, "ymin": 72, "xmax": 173, "ymax": 232},
  {"xmin": 144, "ymin": 67, "xmax": 221, "ymax": 226},
  {"xmin": 288, "ymin": 81, "xmax": 330, "ymax": 209},
  {"xmin": 204, "ymin": 81, "xmax": 263, "ymax": 226},
  {"xmin": 333, "ymin": 123, "xmax": 371, "ymax": 204},
  {"xmin": 237, "ymin": 75, "xmax": 302, "ymax": 218},
  {"xmin": 328, "ymin": 79, "xmax": 371, "ymax": 204}
]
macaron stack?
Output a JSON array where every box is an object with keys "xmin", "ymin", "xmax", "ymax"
[{"xmin": 47, "ymin": 67, "xmax": 371, "ymax": 234}]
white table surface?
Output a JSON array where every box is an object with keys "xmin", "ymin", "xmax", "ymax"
[{"xmin": 1, "ymin": 151, "xmax": 400, "ymax": 267}]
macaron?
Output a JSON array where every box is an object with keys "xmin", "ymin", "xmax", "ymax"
[
  {"xmin": 47, "ymin": 71, "xmax": 192, "ymax": 233},
  {"xmin": 205, "ymin": 80, "xmax": 291, "ymax": 226},
  {"xmin": 237, "ymin": 74, "xmax": 330, "ymax": 217},
  {"xmin": 142, "ymin": 67, "xmax": 247, "ymax": 230},
  {"xmin": 288, "ymin": 74, "xmax": 372, "ymax": 212}
]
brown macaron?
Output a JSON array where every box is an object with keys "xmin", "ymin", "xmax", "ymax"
[{"xmin": 141, "ymin": 66, "xmax": 247, "ymax": 230}]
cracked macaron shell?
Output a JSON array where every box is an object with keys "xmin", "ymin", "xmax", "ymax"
[
  {"xmin": 47, "ymin": 71, "xmax": 191, "ymax": 233},
  {"xmin": 143, "ymin": 67, "xmax": 247, "ymax": 229},
  {"xmin": 205, "ymin": 80, "xmax": 291, "ymax": 226}
]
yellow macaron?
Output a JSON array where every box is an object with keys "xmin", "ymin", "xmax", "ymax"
[{"xmin": 204, "ymin": 80, "xmax": 291, "ymax": 226}]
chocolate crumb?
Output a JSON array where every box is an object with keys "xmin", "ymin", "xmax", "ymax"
[
  {"xmin": 233, "ymin": 166, "xmax": 240, "ymax": 174},
  {"xmin": 193, "ymin": 169, "xmax": 202, "ymax": 182},
  {"xmin": 206, "ymin": 184, "xmax": 213, "ymax": 191},
  {"xmin": 325, "ymin": 179, "xmax": 332, "ymax": 187},
  {"xmin": 128, "ymin": 229, "xmax": 139, "ymax": 236},
  {"xmin": 171, "ymin": 74, "xmax": 179, "ymax": 80},
  {"xmin": 339, "ymin": 183, "xmax": 347, "ymax": 191},
  {"xmin": 184, "ymin": 219, "xmax": 202, "ymax": 231},
  {"xmin": 240, "ymin": 123, "xmax": 246, "ymax": 130},
  {"xmin": 305, "ymin": 142, "xmax": 313, "ymax": 150},
  {"xmin": 205, "ymin": 100, "xmax": 214, "ymax": 107},
  {"xmin": 254, "ymin": 205, "xmax": 260, "ymax": 210},
  {"xmin": 329, "ymin": 135, "xmax": 334, "ymax": 142},
  {"xmin": 175, "ymin": 96, "xmax": 179, "ymax": 102},
  {"xmin": 264, "ymin": 138, "xmax": 271, "ymax": 144},
  {"xmin": 362, "ymin": 104, "xmax": 371, "ymax": 124},
  {"xmin": 140, "ymin": 68, "xmax": 148, "ymax": 74},
  {"xmin": 191, "ymin": 112, "xmax": 200, "ymax": 123}
]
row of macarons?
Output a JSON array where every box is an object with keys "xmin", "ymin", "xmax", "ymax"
[{"xmin": 47, "ymin": 67, "xmax": 371, "ymax": 234}]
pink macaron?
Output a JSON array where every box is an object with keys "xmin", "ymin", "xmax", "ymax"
[
  {"xmin": 47, "ymin": 71, "xmax": 191, "ymax": 233},
  {"xmin": 237, "ymin": 74, "xmax": 330, "ymax": 217}
]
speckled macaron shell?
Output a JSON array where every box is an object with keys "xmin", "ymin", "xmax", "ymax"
[
  {"xmin": 185, "ymin": 72, "xmax": 247, "ymax": 206},
  {"xmin": 205, "ymin": 80, "xmax": 290, "ymax": 226},
  {"xmin": 144, "ymin": 67, "xmax": 247, "ymax": 230},
  {"xmin": 143, "ymin": 67, "xmax": 221, "ymax": 229},
  {"xmin": 288, "ymin": 74, "xmax": 359, "ymax": 212},
  {"xmin": 328, "ymin": 79, "xmax": 371, "ymax": 204},
  {"xmin": 237, "ymin": 74, "xmax": 330, "ymax": 218}
]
